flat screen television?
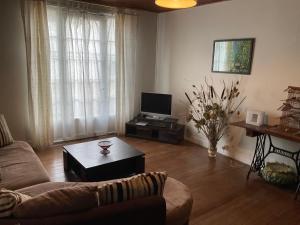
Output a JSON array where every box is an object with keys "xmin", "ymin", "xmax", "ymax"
[{"xmin": 141, "ymin": 92, "xmax": 172, "ymax": 117}]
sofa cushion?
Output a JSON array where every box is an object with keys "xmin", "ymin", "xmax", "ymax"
[
  {"xmin": 14, "ymin": 172, "xmax": 167, "ymax": 218},
  {"xmin": 0, "ymin": 189, "xmax": 31, "ymax": 218},
  {"xmin": 16, "ymin": 176, "xmax": 192, "ymax": 225},
  {"xmin": 1, "ymin": 196, "xmax": 166, "ymax": 225},
  {"xmin": 13, "ymin": 186, "xmax": 98, "ymax": 218},
  {"xmin": 0, "ymin": 114, "xmax": 13, "ymax": 148},
  {"xmin": 97, "ymin": 172, "xmax": 167, "ymax": 206},
  {"xmin": 0, "ymin": 141, "xmax": 50, "ymax": 190},
  {"xmin": 17, "ymin": 181, "xmax": 108, "ymax": 197}
]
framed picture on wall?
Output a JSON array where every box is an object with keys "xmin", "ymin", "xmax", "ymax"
[{"xmin": 211, "ymin": 38, "xmax": 255, "ymax": 75}]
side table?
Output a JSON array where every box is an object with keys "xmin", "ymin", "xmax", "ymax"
[{"xmin": 231, "ymin": 121, "xmax": 300, "ymax": 199}]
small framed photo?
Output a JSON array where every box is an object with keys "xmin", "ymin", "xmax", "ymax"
[{"xmin": 246, "ymin": 110, "xmax": 265, "ymax": 126}]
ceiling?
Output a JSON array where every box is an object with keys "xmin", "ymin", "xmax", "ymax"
[{"xmin": 80, "ymin": 0, "xmax": 228, "ymax": 13}]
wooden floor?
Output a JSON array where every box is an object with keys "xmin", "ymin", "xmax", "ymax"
[{"xmin": 37, "ymin": 136, "xmax": 300, "ymax": 225}]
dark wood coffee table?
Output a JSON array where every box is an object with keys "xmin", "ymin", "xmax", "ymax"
[{"xmin": 63, "ymin": 137, "xmax": 145, "ymax": 181}]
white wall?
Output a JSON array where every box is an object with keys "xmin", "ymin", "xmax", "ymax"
[
  {"xmin": 0, "ymin": 0, "xmax": 28, "ymax": 140},
  {"xmin": 135, "ymin": 11, "xmax": 157, "ymax": 114},
  {"xmin": 156, "ymin": 0, "xmax": 300, "ymax": 164},
  {"xmin": 0, "ymin": 0, "xmax": 157, "ymax": 141}
]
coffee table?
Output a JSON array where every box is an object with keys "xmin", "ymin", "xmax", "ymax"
[{"xmin": 63, "ymin": 137, "xmax": 145, "ymax": 181}]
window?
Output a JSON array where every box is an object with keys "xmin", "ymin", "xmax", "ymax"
[{"xmin": 47, "ymin": 5, "xmax": 117, "ymax": 140}]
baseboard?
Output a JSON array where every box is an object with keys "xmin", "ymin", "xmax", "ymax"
[{"xmin": 185, "ymin": 135, "xmax": 252, "ymax": 165}]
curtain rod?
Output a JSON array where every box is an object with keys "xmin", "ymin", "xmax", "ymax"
[{"xmin": 47, "ymin": 0, "xmax": 137, "ymax": 16}]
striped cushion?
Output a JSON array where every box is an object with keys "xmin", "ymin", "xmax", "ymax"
[
  {"xmin": 0, "ymin": 189, "xmax": 31, "ymax": 218},
  {"xmin": 97, "ymin": 172, "xmax": 167, "ymax": 206},
  {"xmin": 0, "ymin": 114, "xmax": 13, "ymax": 148}
]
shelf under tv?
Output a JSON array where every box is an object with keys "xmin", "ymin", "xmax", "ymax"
[{"xmin": 125, "ymin": 115, "xmax": 185, "ymax": 144}]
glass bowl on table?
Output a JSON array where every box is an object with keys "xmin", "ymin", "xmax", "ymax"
[{"xmin": 98, "ymin": 140, "xmax": 112, "ymax": 155}]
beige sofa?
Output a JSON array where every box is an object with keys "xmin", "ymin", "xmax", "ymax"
[{"xmin": 0, "ymin": 141, "xmax": 193, "ymax": 225}]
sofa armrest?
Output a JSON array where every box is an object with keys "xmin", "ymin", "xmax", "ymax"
[{"xmin": 0, "ymin": 196, "xmax": 166, "ymax": 225}]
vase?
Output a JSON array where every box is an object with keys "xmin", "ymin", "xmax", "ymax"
[{"xmin": 207, "ymin": 142, "xmax": 217, "ymax": 158}]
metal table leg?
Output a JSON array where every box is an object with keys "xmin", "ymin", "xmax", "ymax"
[
  {"xmin": 247, "ymin": 134, "xmax": 266, "ymax": 180},
  {"xmin": 295, "ymin": 183, "xmax": 300, "ymax": 200}
]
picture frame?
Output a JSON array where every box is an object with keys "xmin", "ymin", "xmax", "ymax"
[
  {"xmin": 246, "ymin": 110, "xmax": 265, "ymax": 126},
  {"xmin": 211, "ymin": 38, "xmax": 255, "ymax": 75}
]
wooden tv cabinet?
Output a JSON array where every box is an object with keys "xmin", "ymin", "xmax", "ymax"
[{"xmin": 125, "ymin": 116, "xmax": 185, "ymax": 144}]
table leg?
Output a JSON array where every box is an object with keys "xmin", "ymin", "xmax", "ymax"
[
  {"xmin": 63, "ymin": 150, "xmax": 70, "ymax": 172},
  {"xmin": 136, "ymin": 156, "xmax": 145, "ymax": 174},
  {"xmin": 247, "ymin": 134, "xmax": 266, "ymax": 180},
  {"xmin": 295, "ymin": 183, "xmax": 300, "ymax": 200}
]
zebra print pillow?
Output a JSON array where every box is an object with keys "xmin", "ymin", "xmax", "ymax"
[
  {"xmin": 0, "ymin": 114, "xmax": 13, "ymax": 148},
  {"xmin": 97, "ymin": 172, "xmax": 167, "ymax": 206},
  {"xmin": 0, "ymin": 189, "xmax": 31, "ymax": 218}
]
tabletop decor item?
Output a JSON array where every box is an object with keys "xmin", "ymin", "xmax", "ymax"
[
  {"xmin": 278, "ymin": 86, "xmax": 300, "ymax": 131},
  {"xmin": 245, "ymin": 110, "xmax": 265, "ymax": 126},
  {"xmin": 98, "ymin": 140, "xmax": 112, "ymax": 155},
  {"xmin": 212, "ymin": 38, "xmax": 255, "ymax": 75},
  {"xmin": 185, "ymin": 80, "xmax": 245, "ymax": 158},
  {"xmin": 261, "ymin": 162, "xmax": 297, "ymax": 186}
]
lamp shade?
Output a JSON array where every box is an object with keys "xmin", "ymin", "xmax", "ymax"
[{"xmin": 155, "ymin": 0, "xmax": 197, "ymax": 9}]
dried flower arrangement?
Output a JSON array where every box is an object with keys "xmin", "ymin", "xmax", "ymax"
[{"xmin": 185, "ymin": 80, "xmax": 245, "ymax": 158}]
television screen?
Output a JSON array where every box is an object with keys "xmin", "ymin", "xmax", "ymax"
[{"xmin": 141, "ymin": 92, "xmax": 172, "ymax": 115}]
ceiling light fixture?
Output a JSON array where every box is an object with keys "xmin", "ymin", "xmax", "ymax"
[{"xmin": 155, "ymin": 0, "xmax": 197, "ymax": 9}]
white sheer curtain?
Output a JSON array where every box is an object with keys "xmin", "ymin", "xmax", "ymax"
[
  {"xmin": 47, "ymin": 2, "xmax": 137, "ymax": 141},
  {"xmin": 22, "ymin": 0, "xmax": 53, "ymax": 149},
  {"xmin": 115, "ymin": 14, "xmax": 137, "ymax": 134}
]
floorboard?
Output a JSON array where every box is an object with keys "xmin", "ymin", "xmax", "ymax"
[{"xmin": 37, "ymin": 136, "xmax": 300, "ymax": 225}]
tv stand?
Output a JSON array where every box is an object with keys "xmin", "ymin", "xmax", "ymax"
[{"xmin": 125, "ymin": 115, "xmax": 185, "ymax": 144}]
